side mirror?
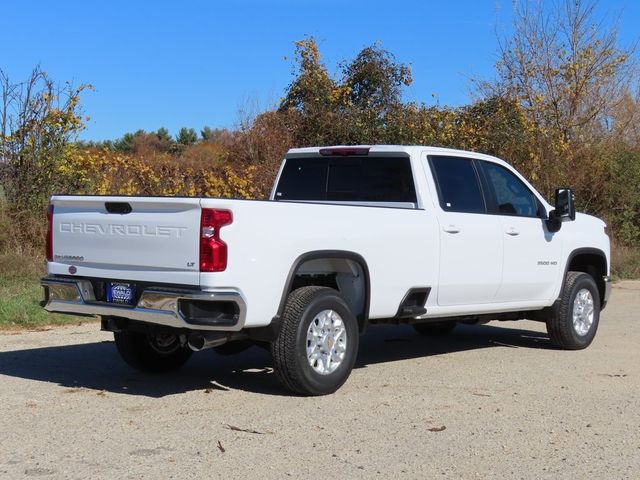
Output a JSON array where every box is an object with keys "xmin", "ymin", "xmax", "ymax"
[
  {"xmin": 554, "ymin": 188, "xmax": 576, "ymax": 221},
  {"xmin": 546, "ymin": 188, "xmax": 575, "ymax": 233}
]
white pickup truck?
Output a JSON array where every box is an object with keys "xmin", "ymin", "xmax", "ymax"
[{"xmin": 41, "ymin": 145, "xmax": 612, "ymax": 395}]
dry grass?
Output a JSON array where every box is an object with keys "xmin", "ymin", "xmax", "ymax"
[
  {"xmin": 0, "ymin": 251, "xmax": 89, "ymax": 329},
  {"xmin": 611, "ymin": 244, "xmax": 640, "ymax": 280},
  {"xmin": 0, "ymin": 197, "xmax": 88, "ymax": 329}
]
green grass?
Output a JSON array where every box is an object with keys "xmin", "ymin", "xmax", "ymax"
[
  {"xmin": 0, "ymin": 254, "xmax": 91, "ymax": 330},
  {"xmin": 0, "ymin": 196, "xmax": 91, "ymax": 329}
]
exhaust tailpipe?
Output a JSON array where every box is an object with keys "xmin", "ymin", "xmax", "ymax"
[{"xmin": 187, "ymin": 333, "xmax": 228, "ymax": 352}]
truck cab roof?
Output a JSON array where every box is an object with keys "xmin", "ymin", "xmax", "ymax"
[{"xmin": 285, "ymin": 145, "xmax": 507, "ymax": 164}]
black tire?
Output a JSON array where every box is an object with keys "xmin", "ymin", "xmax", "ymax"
[
  {"xmin": 413, "ymin": 321, "xmax": 457, "ymax": 336},
  {"xmin": 113, "ymin": 330, "xmax": 192, "ymax": 373},
  {"xmin": 546, "ymin": 271, "xmax": 601, "ymax": 350},
  {"xmin": 271, "ymin": 286, "xmax": 359, "ymax": 396}
]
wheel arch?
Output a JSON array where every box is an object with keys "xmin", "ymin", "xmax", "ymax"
[
  {"xmin": 564, "ymin": 247, "xmax": 608, "ymax": 306},
  {"xmin": 273, "ymin": 250, "xmax": 371, "ymax": 334}
]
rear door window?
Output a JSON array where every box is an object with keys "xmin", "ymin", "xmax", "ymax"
[{"xmin": 429, "ymin": 156, "xmax": 486, "ymax": 213}]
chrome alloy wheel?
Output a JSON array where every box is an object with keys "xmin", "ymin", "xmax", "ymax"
[
  {"xmin": 572, "ymin": 288, "xmax": 595, "ymax": 336},
  {"xmin": 306, "ymin": 309, "xmax": 348, "ymax": 375}
]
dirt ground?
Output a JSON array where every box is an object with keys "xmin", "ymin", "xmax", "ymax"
[{"xmin": 0, "ymin": 282, "xmax": 638, "ymax": 479}]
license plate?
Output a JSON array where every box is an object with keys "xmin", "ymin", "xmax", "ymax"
[{"xmin": 107, "ymin": 283, "xmax": 136, "ymax": 305}]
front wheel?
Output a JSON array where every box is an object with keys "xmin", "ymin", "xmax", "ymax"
[
  {"xmin": 113, "ymin": 329, "xmax": 192, "ymax": 372},
  {"xmin": 546, "ymin": 271, "xmax": 601, "ymax": 350},
  {"xmin": 271, "ymin": 286, "xmax": 359, "ymax": 396}
]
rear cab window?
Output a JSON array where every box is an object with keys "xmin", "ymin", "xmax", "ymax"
[{"xmin": 275, "ymin": 156, "xmax": 417, "ymax": 206}]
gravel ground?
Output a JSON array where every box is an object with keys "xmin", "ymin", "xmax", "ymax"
[{"xmin": 0, "ymin": 281, "xmax": 638, "ymax": 479}]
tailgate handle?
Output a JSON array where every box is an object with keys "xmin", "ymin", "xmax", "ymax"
[{"xmin": 105, "ymin": 202, "xmax": 132, "ymax": 214}]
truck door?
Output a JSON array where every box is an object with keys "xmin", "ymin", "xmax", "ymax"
[
  {"xmin": 477, "ymin": 160, "xmax": 561, "ymax": 302},
  {"xmin": 426, "ymin": 156, "xmax": 503, "ymax": 306}
]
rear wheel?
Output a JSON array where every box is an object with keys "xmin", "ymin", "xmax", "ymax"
[
  {"xmin": 271, "ymin": 286, "xmax": 359, "ymax": 396},
  {"xmin": 113, "ymin": 330, "xmax": 192, "ymax": 372},
  {"xmin": 546, "ymin": 271, "xmax": 600, "ymax": 350},
  {"xmin": 413, "ymin": 321, "xmax": 457, "ymax": 336}
]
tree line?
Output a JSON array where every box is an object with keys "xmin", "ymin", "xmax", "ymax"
[{"xmin": 1, "ymin": 0, "xmax": 638, "ymax": 249}]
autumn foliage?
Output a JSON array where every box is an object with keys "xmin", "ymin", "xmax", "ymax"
[
  {"xmin": 58, "ymin": 147, "xmax": 262, "ymax": 199},
  {"xmin": 1, "ymin": 0, "xmax": 639, "ymax": 254}
]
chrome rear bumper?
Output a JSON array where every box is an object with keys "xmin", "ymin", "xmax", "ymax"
[{"xmin": 41, "ymin": 277, "xmax": 246, "ymax": 331}]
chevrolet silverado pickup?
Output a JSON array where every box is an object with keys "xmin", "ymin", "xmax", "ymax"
[{"xmin": 41, "ymin": 145, "xmax": 612, "ymax": 395}]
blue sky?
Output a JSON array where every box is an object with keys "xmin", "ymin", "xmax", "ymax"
[{"xmin": 2, "ymin": 0, "xmax": 638, "ymax": 141}]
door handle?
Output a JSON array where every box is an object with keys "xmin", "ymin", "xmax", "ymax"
[
  {"xmin": 506, "ymin": 227, "xmax": 520, "ymax": 236},
  {"xmin": 443, "ymin": 225, "xmax": 461, "ymax": 234}
]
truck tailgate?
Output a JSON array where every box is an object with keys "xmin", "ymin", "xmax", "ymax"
[{"xmin": 49, "ymin": 196, "xmax": 201, "ymax": 285}]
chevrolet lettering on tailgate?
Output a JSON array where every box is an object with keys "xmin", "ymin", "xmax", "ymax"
[{"xmin": 59, "ymin": 222, "xmax": 187, "ymax": 238}]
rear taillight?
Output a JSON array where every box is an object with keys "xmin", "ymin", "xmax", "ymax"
[
  {"xmin": 46, "ymin": 204, "xmax": 54, "ymax": 261},
  {"xmin": 199, "ymin": 208, "xmax": 233, "ymax": 272}
]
